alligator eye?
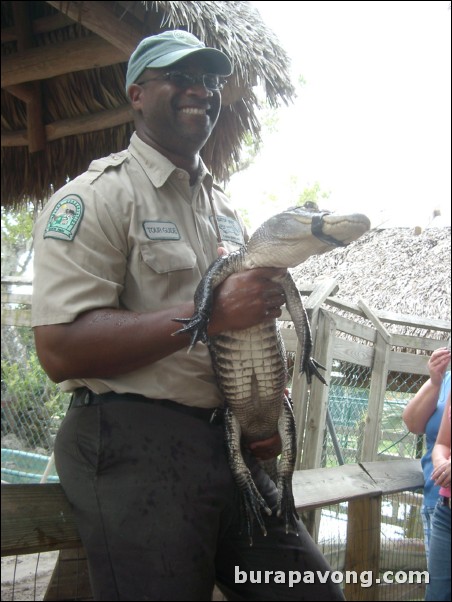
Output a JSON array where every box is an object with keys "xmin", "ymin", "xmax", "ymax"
[{"xmin": 303, "ymin": 201, "xmax": 319, "ymax": 211}]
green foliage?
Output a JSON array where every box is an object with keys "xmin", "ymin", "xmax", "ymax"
[
  {"xmin": 1, "ymin": 204, "xmax": 34, "ymax": 251},
  {"xmin": 1, "ymin": 203, "xmax": 36, "ymax": 277},
  {"xmin": 297, "ymin": 182, "xmax": 331, "ymax": 207}
]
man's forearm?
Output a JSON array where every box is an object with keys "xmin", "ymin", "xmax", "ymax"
[{"xmin": 33, "ymin": 305, "xmax": 195, "ymax": 383}]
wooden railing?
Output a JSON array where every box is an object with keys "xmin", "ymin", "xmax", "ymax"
[{"xmin": 1, "ymin": 458, "xmax": 424, "ymax": 601}]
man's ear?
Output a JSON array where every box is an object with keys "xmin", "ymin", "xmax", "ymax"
[{"xmin": 128, "ymin": 84, "xmax": 143, "ymax": 108}]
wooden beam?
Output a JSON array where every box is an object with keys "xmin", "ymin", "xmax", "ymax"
[
  {"xmin": 1, "ymin": 483, "xmax": 82, "ymax": 556},
  {"xmin": 0, "ymin": 130, "xmax": 29, "ymax": 146},
  {"xmin": 44, "ymin": 104, "xmax": 133, "ymax": 140},
  {"xmin": 45, "ymin": 0, "xmax": 143, "ymax": 54},
  {"xmin": 1, "ymin": 13, "xmax": 74, "ymax": 42},
  {"xmin": 360, "ymin": 459, "xmax": 423, "ymax": 494},
  {"xmin": 3, "ymin": 82, "xmax": 36, "ymax": 103},
  {"xmin": 11, "ymin": 1, "xmax": 46, "ymax": 152},
  {"xmin": 1, "ymin": 36, "xmax": 127, "ymax": 87},
  {"xmin": 1, "ymin": 104, "xmax": 133, "ymax": 148},
  {"xmin": 325, "ymin": 296, "xmax": 451, "ymax": 332},
  {"xmin": 292, "ymin": 463, "xmax": 382, "ymax": 510},
  {"xmin": 27, "ymin": 81, "xmax": 46, "ymax": 152},
  {"xmin": 1, "ymin": 460, "xmax": 422, "ymax": 556}
]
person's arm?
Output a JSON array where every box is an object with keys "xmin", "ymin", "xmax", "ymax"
[
  {"xmin": 431, "ymin": 392, "xmax": 451, "ymax": 489},
  {"xmin": 402, "ymin": 347, "xmax": 451, "ymax": 434},
  {"xmin": 34, "ymin": 267, "xmax": 287, "ymax": 383}
]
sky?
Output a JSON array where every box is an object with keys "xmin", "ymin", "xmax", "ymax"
[{"xmin": 227, "ymin": 1, "xmax": 451, "ymax": 231}]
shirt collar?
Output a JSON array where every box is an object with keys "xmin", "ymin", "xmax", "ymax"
[{"xmin": 128, "ymin": 132, "xmax": 213, "ymax": 191}]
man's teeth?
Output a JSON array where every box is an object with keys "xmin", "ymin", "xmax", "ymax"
[{"xmin": 181, "ymin": 108, "xmax": 206, "ymax": 115}]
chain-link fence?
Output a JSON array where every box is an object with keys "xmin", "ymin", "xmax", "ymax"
[
  {"xmin": 316, "ymin": 492, "xmax": 427, "ymax": 601},
  {"xmin": 322, "ymin": 362, "xmax": 428, "ymax": 468},
  {"xmin": 1, "ymin": 322, "xmax": 71, "ymax": 483}
]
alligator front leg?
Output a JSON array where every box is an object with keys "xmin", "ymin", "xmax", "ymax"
[
  {"xmin": 173, "ymin": 252, "xmax": 243, "ymax": 350},
  {"xmin": 224, "ymin": 408, "xmax": 272, "ymax": 545},
  {"xmin": 276, "ymin": 395, "xmax": 299, "ymax": 533},
  {"xmin": 282, "ymin": 272, "xmax": 327, "ymax": 384}
]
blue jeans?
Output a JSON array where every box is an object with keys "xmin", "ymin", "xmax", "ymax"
[
  {"xmin": 421, "ymin": 505, "xmax": 436, "ymax": 557},
  {"xmin": 425, "ymin": 500, "xmax": 451, "ymax": 601}
]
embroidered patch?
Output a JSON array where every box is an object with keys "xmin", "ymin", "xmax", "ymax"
[
  {"xmin": 44, "ymin": 195, "xmax": 84, "ymax": 241},
  {"xmin": 211, "ymin": 215, "xmax": 244, "ymax": 245},
  {"xmin": 143, "ymin": 221, "xmax": 181, "ymax": 241}
]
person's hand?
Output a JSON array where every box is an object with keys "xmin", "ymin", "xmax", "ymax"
[
  {"xmin": 248, "ymin": 433, "xmax": 282, "ymax": 461},
  {"xmin": 209, "ymin": 267, "xmax": 287, "ymax": 334},
  {"xmin": 428, "ymin": 347, "xmax": 451, "ymax": 387},
  {"xmin": 431, "ymin": 458, "xmax": 451, "ymax": 489}
]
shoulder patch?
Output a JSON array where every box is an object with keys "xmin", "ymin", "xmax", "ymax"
[
  {"xmin": 211, "ymin": 215, "xmax": 244, "ymax": 246},
  {"xmin": 44, "ymin": 195, "xmax": 84, "ymax": 241}
]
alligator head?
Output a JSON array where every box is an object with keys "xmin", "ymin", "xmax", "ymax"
[{"xmin": 243, "ymin": 202, "xmax": 371, "ymax": 269}]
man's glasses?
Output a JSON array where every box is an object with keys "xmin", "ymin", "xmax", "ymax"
[{"xmin": 136, "ymin": 71, "xmax": 228, "ymax": 92}]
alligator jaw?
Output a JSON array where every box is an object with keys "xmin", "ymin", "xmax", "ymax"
[{"xmin": 245, "ymin": 206, "xmax": 371, "ymax": 269}]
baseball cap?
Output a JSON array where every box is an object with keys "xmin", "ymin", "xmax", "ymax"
[{"xmin": 126, "ymin": 30, "xmax": 233, "ymax": 91}]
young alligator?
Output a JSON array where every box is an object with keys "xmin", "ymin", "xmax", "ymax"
[{"xmin": 174, "ymin": 203, "xmax": 370, "ymax": 542}]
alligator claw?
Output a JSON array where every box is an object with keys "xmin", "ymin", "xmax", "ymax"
[
  {"xmin": 172, "ymin": 315, "xmax": 209, "ymax": 350},
  {"xmin": 305, "ymin": 357, "xmax": 327, "ymax": 385},
  {"xmin": 240, "ymin": 482, "xmax": 272, "ymax": 546},
  {"xmin": 276, "ymin": 478, "xmax": 299, "ymax": 534}
]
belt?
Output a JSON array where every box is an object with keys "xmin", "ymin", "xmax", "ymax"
[
  {"xmin": 70, "ymin": 388, "xmax": 224, "ymax": 425},
  {"xmin": 440, "ymin": 495, "xmax": 451, "ymax": 509}
]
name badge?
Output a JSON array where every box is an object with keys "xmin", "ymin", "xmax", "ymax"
[
  {"xmin": 143, "ymin": 221, "xmax": 181, "ymax": 241},
  {"xmin": 212, "ymin": 215, "xmax": 244, "ymax": 245}
]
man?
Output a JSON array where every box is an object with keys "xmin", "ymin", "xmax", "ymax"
[{"xmin": 32, "ymin": 30, "xmax": 344, "ymax": 601}]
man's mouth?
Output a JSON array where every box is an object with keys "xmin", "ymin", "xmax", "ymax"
[{"xmin": 179, "ymin": 107, "xmax": 208, "ymax": 116}]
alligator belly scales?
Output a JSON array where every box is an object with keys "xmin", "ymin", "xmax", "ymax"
[{"xmin": 174, "ymin": 203, "xmax": 370, "ymax": 543}]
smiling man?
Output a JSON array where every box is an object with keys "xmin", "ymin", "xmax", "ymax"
[{"xmin": 32, "ymin": 30, "xmax": 344, "ymax": 601}]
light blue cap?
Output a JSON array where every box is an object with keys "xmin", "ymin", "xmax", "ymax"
[{"xmin": 126, "ymin": 30, "xmax": 232, "ymax": 91}]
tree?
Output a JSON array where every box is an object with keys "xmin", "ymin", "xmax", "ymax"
[{"xmin": 1, "ymin": 203, "xmax": 37, "ymax": 279}]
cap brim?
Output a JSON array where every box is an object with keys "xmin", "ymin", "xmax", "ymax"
[{"xmin": 146, "ymin": 47, "xmax": 232, "ymax": 76}]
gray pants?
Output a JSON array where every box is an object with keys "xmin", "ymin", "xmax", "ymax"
[{"xmin": 54, "ymin": 399, "xmax": 345, "ymax": 601}]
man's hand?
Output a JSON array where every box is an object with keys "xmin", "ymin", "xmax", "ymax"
[
  {"xmin": 247, "ymin": 433, "xmax": 282, "ymax": 461},
  {"xmin": 209, "ymin": 267, "xmax": 287, "ymax": 335}
]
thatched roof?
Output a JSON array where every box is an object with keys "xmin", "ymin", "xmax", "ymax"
[
  {"xmin": 292, "ymin": 227, "xmax": 451, "ymax": 340},
  {"xmin": 1, "ymin": 1, "xmax": 295, "ymax": 208}
]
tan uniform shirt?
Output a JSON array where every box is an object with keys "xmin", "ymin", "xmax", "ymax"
[{"xmin": 32, "ymin": 133, "xmax": 247, "ymax": 407}]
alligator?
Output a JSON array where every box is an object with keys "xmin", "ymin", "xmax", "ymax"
[{"xmin": 174, "ymin": 203, "xmax": 370, "ymax": 543}]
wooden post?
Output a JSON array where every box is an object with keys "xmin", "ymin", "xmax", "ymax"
[
  {"xmin": 358, "ymin": 301, "xmax": 391, "ymax": 461},
  {"xmin": 344, "ymin": 496, "xmax": 382, "ymax": 601},
  {"xmin": 293, "ymin": 279, "xmax": 338, "ymax": 471},
  {"xmin": 300, "ymin": 309, "xmax": 336, "ymax": 469},
  {"xmin": 298, "ymin": 309, "xmax": 336, "ymax": 541},
  {"xmin": 44, "ymin": 548, "xmax": 92, "ymax": 601}
]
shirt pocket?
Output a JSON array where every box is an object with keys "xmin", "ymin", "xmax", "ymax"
[
  {"xmin": 139, "ymin": 241, "xmax": 200, "ymax": 304},
  {"xmin": 141, "ymin": 241, "xmax": 196, "ymax": 273}
]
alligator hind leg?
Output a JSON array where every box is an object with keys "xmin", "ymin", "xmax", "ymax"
[
  {"xmin": 224, "ymin": 408, "xmax": 272, "ymax": 545},
  {"xmin": 276, "ymin": 395, "xmax": 299, "ymax": 533}
]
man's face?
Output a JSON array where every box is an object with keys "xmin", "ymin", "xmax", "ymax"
[{"xmin": 131, "ymin": 56, "xmax": 223, "ymax": 158}]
